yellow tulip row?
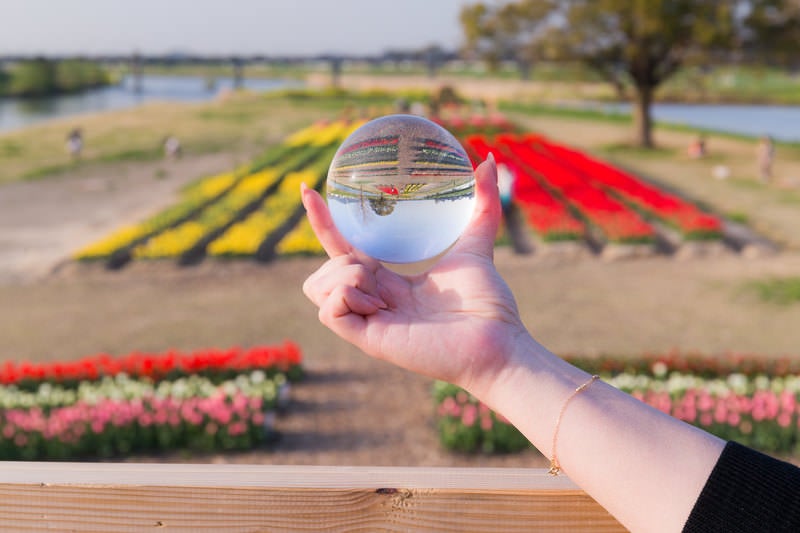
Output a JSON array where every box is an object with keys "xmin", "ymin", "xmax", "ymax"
[
  {"xmin": 284, "ymin": 119, "xmax": 364, "ymax": 148},
  {"xmin": 74, "ymin": 119, "xmax": 356, "ymax": 264},
  {"xmin": 275, "ymin": 216, "xmax": 324, "ymax": 257},
  {"xmin": 208, "ymin": 170, "xmax": 318, "ymax": 257},
  {"xmin": 133, "ymin": 169, "xmax": 282, "ymax": 259},
  {"xmin": 74, "ymin": 171, "xmax": 239, "ymax": 260}
]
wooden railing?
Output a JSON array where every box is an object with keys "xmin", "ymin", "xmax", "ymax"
[{"xmin": 0, "ymin": 463, "xmax": 626, "ymax": 531}]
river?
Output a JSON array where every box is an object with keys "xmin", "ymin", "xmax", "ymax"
[
  {"xmin": 3, "ymin": 76, "xmax": 800, "ymax": 141},
  {"xmin": 0, "ymin": 74, "xmax": 302, "ymax": 132},
  {"xmin": 581, "ymin": 101, "xmax": 800, "ymax": 142}
]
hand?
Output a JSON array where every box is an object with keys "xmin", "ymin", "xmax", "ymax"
[{"xmin": 301, "ymin": 157, "xmax": 528, "ymax": 395}]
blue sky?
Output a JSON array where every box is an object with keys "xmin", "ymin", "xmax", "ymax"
[{"xmin": 2, "ymin": 0, "xmax": 473, "ymax": 56}]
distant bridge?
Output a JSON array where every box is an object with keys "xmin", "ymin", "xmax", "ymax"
[{"xmin": 0, "ymin": 50, "xmax": 460, "ymax": 90}]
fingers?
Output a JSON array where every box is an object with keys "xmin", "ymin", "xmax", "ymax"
[
  {"xmin": 304, "ymin": 256, "xmax": 389, "ymax": 349},
  {"xmin": 303, "ymin": 255, "xmax": 387, "ymax": 312},
  {"xmin": 301, "ymin": 183, "xmax": 352, "ymax": 258},
  {"xmin": 450, "ymin": 154, "xmax": 501, "ymax": 259},
  {"xmin": 319, "ymin": 284, "xmax": 385, "ymax": 321}
]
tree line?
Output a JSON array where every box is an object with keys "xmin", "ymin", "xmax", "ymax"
[{"xmin": 0, "ymin": 58, "xmax": 112, "ymax": 98}]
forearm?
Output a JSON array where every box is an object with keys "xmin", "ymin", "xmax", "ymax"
[{"xmin": 477, "ymin": 333, "xmax": 726, "ymax": 533}]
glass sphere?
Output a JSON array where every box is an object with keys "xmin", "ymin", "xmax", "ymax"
[{"xmin": 326, "ymin": 114, "xmax": 475, "ymax": 264}]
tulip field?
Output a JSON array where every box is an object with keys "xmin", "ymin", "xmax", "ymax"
[
  {"xmin": 0, "ymin": 342, "xmax": 302, "ymax": 460},
  {"xmin": 74, "ymin": 120, "xmax": 362, "ymax": 266},
  {"xmin": 435, "ymin": 352, "xmax": 800, "ymax": 455},
  {"xmin": 464, "ymin": 131, "xmax": 723, "ymax": 245},
  {"xmin": 74, "ymin": 113, "xmax": 729, "ymax": 268}
]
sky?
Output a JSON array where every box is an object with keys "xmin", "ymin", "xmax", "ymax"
[{"xmin": 1, "ymin": 0, "xmax": 474, "ymax": 57}]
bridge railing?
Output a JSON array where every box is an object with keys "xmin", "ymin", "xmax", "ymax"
[{"xmin": 0, "ymin": 462, "xmax": 626, "ymax": 531}]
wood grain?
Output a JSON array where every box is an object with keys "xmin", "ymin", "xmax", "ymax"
[{"xmin": 0, "ymin": 463, "xmax": 626, "ymax": 532}]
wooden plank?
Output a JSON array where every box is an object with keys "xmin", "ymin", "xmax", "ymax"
[{"xmin": 0, "ymin": 464, "xmax": 626, "ymax": 532}]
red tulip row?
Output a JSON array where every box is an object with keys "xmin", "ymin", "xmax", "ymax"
[
  {"xmin": 530, "ymin": 136, "xmax": 723, "ymax": 240},
  {"xmin": 0, "ymin": 342, "xmax": 303, "ymax": 388},
  {"xmin": 465, "ymin": 135, "xmax": 585, "ymax": 241},
  {"xmin": 469, "ymin": 134, "xmax": 656, "ymax": 243}
]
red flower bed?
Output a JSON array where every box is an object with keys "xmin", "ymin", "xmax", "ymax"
[
  {"xmin": 534, "ymin": 137, "xmax": 723, "ymax": 240},
  {"xmin": 496, "ymin": 135, "xmax": 656, "ymax": 243},
  {"xmin": 0, "ymin": 342, "xmax": 303, "ymax": 388},
  {"xmin": 465, "ymin": 134, "xmax": 585, "ymax": 241}
]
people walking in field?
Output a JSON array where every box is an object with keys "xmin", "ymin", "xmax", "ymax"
[
  {"xmin": 300, "ymin": 154, "xmax": 800, "ymax": 532},
  {"xmin": 756, "ymin": 135, "xmax": 775, "ymax": 183},
  {"xmin": 687, "ymin": 135, "xmax": 706, "ymax": 159},
  {"xmin": 163, "ymin": 135, "xmax": 182, "ymax": 159},
  {"xmin": 66, "ymin": 128, "xmax": 83, "ymax": 160}
]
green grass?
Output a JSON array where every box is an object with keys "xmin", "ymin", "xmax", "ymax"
[
  {"xmin": 600, "ymin": 142, "xmax": 677, "ymax": 158},
  {"xmin": 726, "ymin": 211, "xmax": 750, "ymax": 224},
  {"xmin": 749, "ymin": 277, "xmax": 800, "ymax": 305},
  {"xmin": 500, "ymin": 101, "xmax": 632, "ymax": 124},
  {"xmin": 0, "ymin": 90, "xmax": 364, "ymax": 184}
]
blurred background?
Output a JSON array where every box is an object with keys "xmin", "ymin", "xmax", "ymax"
[{"xmin": 1, "ymin": 0, "xmax": 800, "ymax": 467}]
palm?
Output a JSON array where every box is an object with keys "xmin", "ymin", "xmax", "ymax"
[
  {"xmin": 301, "ymin": 157, "xmax": 518, "ymax": 390},
  {"xmin": 358, "ymin": 250, "xmax": 524, "ymax": 386}
]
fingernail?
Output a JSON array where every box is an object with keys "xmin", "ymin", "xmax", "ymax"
[{"xmin": 487, "ymin": 152, "xmax": 496, "ymax": 164}]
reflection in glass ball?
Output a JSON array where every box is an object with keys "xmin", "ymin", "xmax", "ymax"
[{"xmin": 326, "ymin": 114, "xmax": 476, "ymax": 264}]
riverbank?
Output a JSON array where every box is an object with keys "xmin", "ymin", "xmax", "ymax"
[{"xmin": 0, "ymin": 90, "xmax": 352, "ymax": 184}]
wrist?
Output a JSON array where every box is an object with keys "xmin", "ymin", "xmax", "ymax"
[{"xmin": 472, "ymin": 333, "xmax": 593, "ymax": 457}]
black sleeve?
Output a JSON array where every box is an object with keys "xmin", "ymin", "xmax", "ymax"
[{"xmin": 683, "ymin": 441, "xmax": 800, "ymax": 532}]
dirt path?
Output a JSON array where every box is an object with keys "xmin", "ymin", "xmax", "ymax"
[{"xmin": 0, "ymin": 153, "xmax": 240, "ymax": 284}]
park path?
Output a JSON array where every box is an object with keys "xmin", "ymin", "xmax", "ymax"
[{"xmin": 0, "ymin": 153, "xmax": 237, "ymax": 284}]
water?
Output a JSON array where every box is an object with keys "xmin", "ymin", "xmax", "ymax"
[
  {"xmin": 0, "ymin": 74, "xmax": 302, "ymax": 132},
  {"xmin": 327, "ymin": 193, "xmax": 476, "ymax": 264},
  {"xmin": 597, "ymin": 102, "xmax": 800, "ymax": 142}
]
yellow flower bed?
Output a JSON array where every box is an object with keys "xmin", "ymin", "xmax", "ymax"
[
  {"xmin": 276, "ymin": 216, "xmax": 324, "ymax": 256},
  {"xmin": 285, "ymin": 122, "xmax": 326, "ymax": 147},
  {"xmin": 74, "ymin": 171, "xmax": 239, "ymax": 260},
  {"xmin": 133, "ymin": 169, "xmax": 281, "ymax": 259},
  {"xmin": 73, "ymin": 224, "xmax": 151, "ymax": 260},
  {"xmin": 311, "ymin": 120, "xmax": 361, "ymax": 147},
  {"xmin": 208, "ymin": 170, "xmax": 317, "ymax": 257},
  {"xmin": 72, "ymin": 121, "xmax": 344, "ymax": 263},
  {"xmin": 133, "ymin": 222, "xmax": 207, "ymax": 259},
  {"xmin": 193, "ymin": 172, "xmax": 238, "ymax": 198}
]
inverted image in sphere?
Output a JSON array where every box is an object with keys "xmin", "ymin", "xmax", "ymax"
[{"xmin": 327, "ymin": 114, "xmax": 475, "ymax": 264}]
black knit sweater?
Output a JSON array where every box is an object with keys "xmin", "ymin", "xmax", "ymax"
[{"xmin": 683, "ymin": 441, "xmax": 800, "ymax": 532}]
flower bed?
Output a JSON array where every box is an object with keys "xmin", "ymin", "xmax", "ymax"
[
  {"xmin": 72, "ymin": 141, "xmax": 298, "ymax": 263},
  {"xmin": 0, "ymin": 343, "xmax": 302, "ymax": 460},
  {"xmin": 498, "ymin": 136, "xmax": 656, "ymax": 244},
  {"xmin": 533, "ymin": 137, "xmax": 723, "ymax": 241},
  {"xmin": 465, "ymin": 134, "xmax": 585, "ymax": 242},
  {"xmin": 434, "ymin": 352, "xmax": 800, "ymax": 455},
  {"xmin": 74, "ymin": 120, "xmax": 352, "ymax": 266}
]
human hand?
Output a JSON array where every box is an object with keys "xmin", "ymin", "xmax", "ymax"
[{"xmin": 301, "ymin": 156, "xmax": 528, "ymax": 396}]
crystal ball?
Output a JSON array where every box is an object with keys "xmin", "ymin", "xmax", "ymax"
[{"xmin": 326, "ymin": 114, "xmax": 476, "ymax": 264}]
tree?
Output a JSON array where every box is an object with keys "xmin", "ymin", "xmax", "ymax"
[
  {"xmin": 8, "ymin": 57, "xmax": 57, "ymax": 97},
  {"xmin": 460, "ymin": 0, "xmax": 800, "ymax": 147},
  {"xmin": 461, "ymin": 1, "xmax": 551, "ymax": 80}
]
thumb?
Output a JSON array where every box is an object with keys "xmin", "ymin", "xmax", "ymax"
[{"xmin": 450, "ymin": 154, "xmax": 501, "ymax": 259}]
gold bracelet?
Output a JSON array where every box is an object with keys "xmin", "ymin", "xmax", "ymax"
[{"xmin": 548, "ymin": 374, "xmax": 600, "ymax": 476}]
